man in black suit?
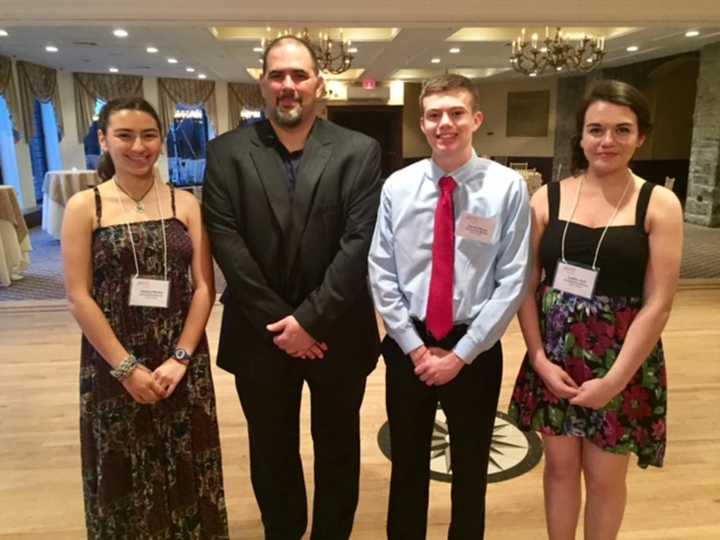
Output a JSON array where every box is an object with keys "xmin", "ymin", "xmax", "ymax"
[{"xmin": 202, "ymin": 35, "xmax": 382, "ymax": 540}]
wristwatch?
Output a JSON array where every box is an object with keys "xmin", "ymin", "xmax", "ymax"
[{"xmin": 172, "ymin": 347, "xmax": 191, "ymax": 365}]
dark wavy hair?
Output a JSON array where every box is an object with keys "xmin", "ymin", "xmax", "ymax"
[
  {"xmin": 96, "ymin": 97, "xmax": 162, "ymax": 181},
  {"xmin": 570, "ymin": 79, "xmax": 652, "ymax": 174}
]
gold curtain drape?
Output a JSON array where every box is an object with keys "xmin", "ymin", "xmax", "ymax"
[
  {"xmin": 157, "ymin": 77, "xmax": 217, "ymax": 135},
  {"xmin": 227, "ymin": 82, "xmax": 264, "ymax": 129},
  {"xmin": 16, "ymin": 60, "xmax": 63, "ymax": 143},
  {"xmin": 0, "ymin": 56, "xmax": 23, "ymax": 140},
  {"xmin": 73, "ymin": 72, "xmax": 144, "ymax": 142}
]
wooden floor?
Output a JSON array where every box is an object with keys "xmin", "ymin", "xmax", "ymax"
[{"xmin": 1, "ymin": 284, "xmax": 718, "ymax": 539}]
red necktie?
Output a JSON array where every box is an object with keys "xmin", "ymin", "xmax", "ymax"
[{"xmin": 426, "ymin": 176, "xmax": 457, "ymax": 341}]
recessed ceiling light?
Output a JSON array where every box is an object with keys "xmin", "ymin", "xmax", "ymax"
[
  {"xmin": 348, "ymin": 47, "xmax": 358, "ymax": 53},
  {"xmin": 45, "ymin": 45, "xmax": 58, "ymax": 53},
  {"xmin": 146, "ymin": 46, "xmax": 158, "ymax": 54},
  {"xmin": 529, "ymin": 72, "xmax": 538, "ymax": 77},
  {"xmin": 449, "ymin": 47, "xmax": 461, "ymax": 54},
  {"xmin": 113, "ymin": 29, "xmax": 128, "ymax": 38},
  {"xmin": 626, "ymin": 45, "xmax": 639, "ymax": 52},
  {"xmin": 0, "ymin": 30, "xmax": 8, "ymax": 37},
  {"xmin": 167, "ymin": 58, "xmax": 178, "ymax": 64},
  {"xmin": 198, "ymin": 73, "xmax": 207, "ymax": 79},
  {"xmin": 685, "ymin": 30, "xmax": 700, "ymax": 37},
  {"xmin": 431, "ymin": 58, "xmax": 441, "ymax": 64},
  {"xmin": 253, "ymin": 46, "xmax": 264, "ymax": 52},
  {"xmin": 109, "ymin": 67, "xmax": 119, "ymax": 73},
  {"xmin": 186, "ymin": 67, "xmax": 195, "ymax": 72}
]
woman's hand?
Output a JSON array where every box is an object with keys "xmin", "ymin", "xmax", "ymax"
[
  {"xmin": 152, "ymin": 359, "xmax": 189, "ymax": 398},
  {"xmin": 121, "ymin": 364, "xmax": 166, "ymax": 404},
  {"xmin": 534, "ymin": 356, "xmax": 580, "ymax": 400},
  {"xmin": 569, "ymin": 378, "xmax": 620, "ymax": 409}
]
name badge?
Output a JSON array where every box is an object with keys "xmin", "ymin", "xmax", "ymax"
[
  {"xmin": 552, "ymin": 260, "xmax": 598, "ymax": 299},
  {"xmin": 129, "ymin": 276, "xmax": 170, "ymax": 308},
  {"xmin": 457, "ymin": 212, "xmax": 496, "ymax": 244}
]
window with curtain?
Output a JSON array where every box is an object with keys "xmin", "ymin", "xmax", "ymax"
[
  {"xmin": 83, "ymin": 99, "xmax": 105, "ymax": 170},
  {"xmin": 28, "ymin": 99, "xmax": 62, "ymax": 203},
  {"xmin": 0, "ymin": 96, "xmax": 23, "ymax": 205},
  {"xmin": 167, "ymin": 105, "xmax": 208, "ymax": 187}
]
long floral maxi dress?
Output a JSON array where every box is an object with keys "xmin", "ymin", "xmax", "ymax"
[
  {"xmin": 79, "ymin": 187, "xmax": 229, "ymax": 538},
  {"xmin": 509, "ymin": 180, "xmax": 667, "ymax": 468}
]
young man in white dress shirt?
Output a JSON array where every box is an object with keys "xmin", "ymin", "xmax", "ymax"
[{"xmin": 368, "ymin": 74, "xmax": 532, "ymax": 539}]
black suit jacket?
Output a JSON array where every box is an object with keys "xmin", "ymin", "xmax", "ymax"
[{"xmin": 203, "ymin": 118, "xmax": 382, "ymax": 381}]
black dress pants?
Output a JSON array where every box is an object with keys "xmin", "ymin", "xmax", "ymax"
[
  {"xmin": 384, "ymin": 323, "xmax": 503, "ymax": 540},
  {"xmin": 235, "ymin": 357, "xmax": 367, "ymax": 540}
]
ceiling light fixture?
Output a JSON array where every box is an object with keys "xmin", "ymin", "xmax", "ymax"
[
  {"xmin": 253, "ymin": 46, "xmax": 264, "ymax": 52},
  {"xmin": 146, "ymin": 46, "xmax": 158, "ymax": 54},
  {"xmin": 113, "ymin": 29, "xmax": 128, "ymax": 38},
  {"xmin": 449, "ymin": 47, "xmax": 461, "ymax": 53},
  {"xmin": 431, "ymin": 58, "xmax": 441, "ymax": 64},
  {"xmin": 0, "ymin": 30, "xmax": 8, "ymax": 37},
  {"xmin": 266, "ymin": 28, "xmax": 354, "ymax": 75},
  {"xmin": 186, "ymin": 67, "xmax": 195, "ymax": 72},
  {"xmin": 510, "ymin": 27, "xmax": 605, "ymax": 76},
  {"xmin": 626, "ymin": 45, "xmax": 639, "ymax": 52},
  {"xmin": 198, "ymin": 73, "xmax": 207, "ymax": 79},
  {"xmin": 45, "ymin": 45, "xmax": 59, "ymax": 53},
  {"xmin": 685, "ymin": 30, "xmax": 700, "ymax": 37},
  {"xmin": 167, "ymin": 58, "xmax": 178, "ymax": 64},
  {"xmin": 109, "ymin": 67, "xmax": 119, "ymax": 73}
]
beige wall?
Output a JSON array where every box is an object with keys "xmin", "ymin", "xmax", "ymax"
[
  {"xmin": 402, "ymin": 82, "xmax": 431, "ymax": 159},
  {"xmin": 636, "ymin": 58, "xmax": 697, "ymax": 161},
  {"xmin": 473, "ymin": 77, "xmax": 558, "ymax": 157},
  {"xmin": 401, "ymin": 77, "xmax": 558, "ymax": 160}
]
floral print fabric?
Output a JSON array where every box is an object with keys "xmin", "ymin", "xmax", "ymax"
[{"xmin": 509, "ymin": 285, "xmax": 667, "ymax": 468}]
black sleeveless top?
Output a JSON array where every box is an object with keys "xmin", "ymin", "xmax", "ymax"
[{"xmin": 540, "ymin": 180, "xmax": 655, "ymax": 297}]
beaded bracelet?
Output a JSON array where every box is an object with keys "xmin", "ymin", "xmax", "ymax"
[{"xmin": 110, "ymin": 353, "xmax": 138, "ymax": 381}]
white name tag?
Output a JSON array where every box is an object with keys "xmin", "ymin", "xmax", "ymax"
[
  {"xmin": 552, "ymin": 260, "xmax": 598, "ymax": 299},
  {"xmin": 129, "ymin": 276, "xmax": 170, "ymax": 308},
  {"xmin": 456, "ymin": 212, "xmax": 496, "ymax": 244}
]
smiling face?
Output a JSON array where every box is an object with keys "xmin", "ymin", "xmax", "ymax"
[
  {"xmin": 260, "ymin": 38, "xmax": 324, "ymax": 130},
  {"xmin": 420, "ymin": 89, "xmax": 483, "ymax": 168},
  {"xmin": 580, "ymin": 100, "xmax": 646, "ymax": 176},
  {"xmin": 98, "ymin": 109, "xmax": 162, "ymax": 179}
]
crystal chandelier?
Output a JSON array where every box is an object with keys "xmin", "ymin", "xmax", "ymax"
[
  {"xmin": 266, "ymin": 28, "xmax": 354, "ymax": 75},
  {"xmin": 510, "ymin": 27, "xmax": 606, "ymax": 76}
]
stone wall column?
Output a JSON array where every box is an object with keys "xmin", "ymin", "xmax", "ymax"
[
  {"xmin": 552, "ymin": 75, "xmax": 587, "ymax": 182},
  {"xmin": 687, "ymin": 42, "xmax": 720, "ymax": 227}
]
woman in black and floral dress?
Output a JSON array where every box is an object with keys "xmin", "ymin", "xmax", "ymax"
[
  {"xmin": 62, "ymin": 97, "xmax": 228, "ymax": 539},
  {"xmin": 508, "ymin": 80, "xmax": 683, "ymax": 540}
]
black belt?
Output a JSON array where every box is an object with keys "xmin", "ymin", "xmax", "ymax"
[{"xmin": 411, "ymin": 318, "xmax": 469, "ymax": 350}]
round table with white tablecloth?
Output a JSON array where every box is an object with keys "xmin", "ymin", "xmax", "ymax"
[
  {"xmin": 0, "ymin": 186, "xmax": 32, "ymax": 287},
  {"xmin": 42, "ymin": 169, "xmax": 99, "ymax": 239}
]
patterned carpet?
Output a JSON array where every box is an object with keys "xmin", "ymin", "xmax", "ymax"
[{"xmin": 1, "ymin": 223, "xmax": 718, "ymax": 303}]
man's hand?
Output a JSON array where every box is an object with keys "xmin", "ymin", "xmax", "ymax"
[
  {"xmin": 409, "ymin": 345, "xmax": 430, "ymax": 366},
  {"xmin": 267, "ymin": 316, "xmax": 326, "ymax": 358},
  {"xmin": 414, "ymin": 347, "xmax": 465, "ymax": 386}
]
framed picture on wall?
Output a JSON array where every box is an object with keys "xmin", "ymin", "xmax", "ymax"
[{"xmin": 506, "ymin": 90, "xmax": 550, "ymax": 137}]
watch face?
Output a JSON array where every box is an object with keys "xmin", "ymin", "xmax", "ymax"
[{"xmin": 174, "ymin": 349, "xmax": 189, "ymax": 361}]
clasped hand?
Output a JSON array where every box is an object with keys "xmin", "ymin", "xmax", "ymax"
[
  {"xmin": 122, "ymin": 358, "xmax": 188, "ymax": 404},
  {"xmin": 267, "ymin": 315, "xmax": 328, "ymax": 359},
  {"xmin": 411, "ymin": 346, "xmax": 465, "ymax": 386}
]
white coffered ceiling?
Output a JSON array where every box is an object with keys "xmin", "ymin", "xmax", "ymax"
[{"xmin": 1, "ymin": 1, "xmax": 719, "ymax": 82}]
